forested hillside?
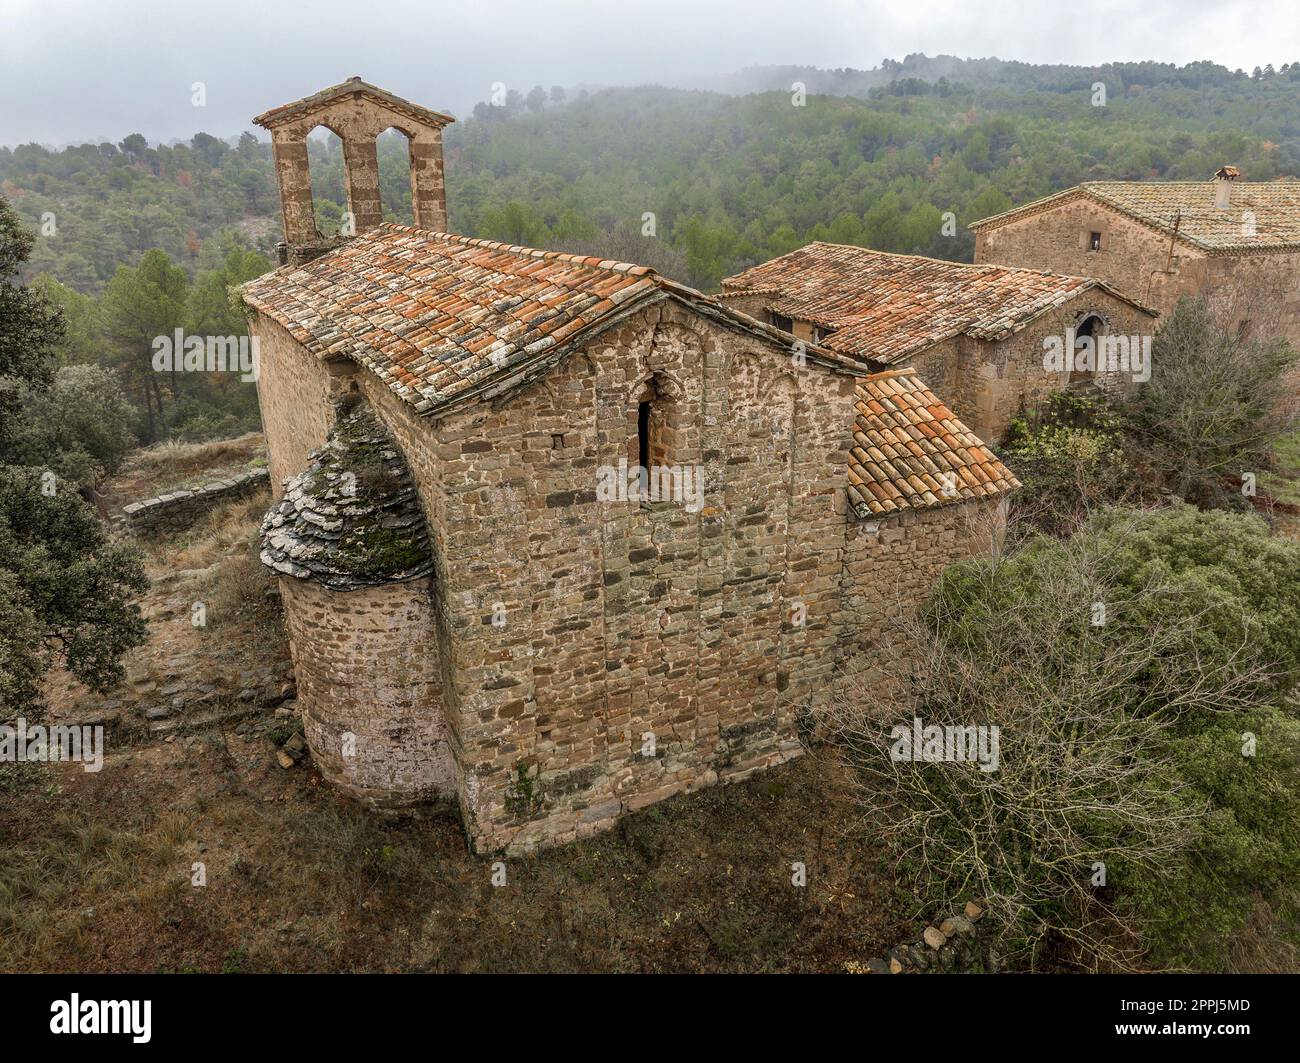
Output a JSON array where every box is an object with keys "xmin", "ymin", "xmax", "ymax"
[{"xmin": 2, "ymin": 55, "xmax": 1298, "ymax": 440}]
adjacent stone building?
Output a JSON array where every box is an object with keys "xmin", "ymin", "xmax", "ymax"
[
  {"xmin": 241, "ymin": 80, "xmax": 1018, "ymax": 853},
  {"xmin": 721, "ymin": 243, "xmax": 1155, "ymax": 442},
  {"xmin": 970, "ymin": 169, "xmax": 1300, "ymax": 346}
]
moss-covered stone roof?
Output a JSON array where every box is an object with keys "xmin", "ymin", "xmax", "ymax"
[{"xmin": 259, "ymin": 401, "xmax": 433, "ymax": 590}]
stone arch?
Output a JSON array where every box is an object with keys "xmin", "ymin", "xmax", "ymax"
[
  {"xmin": 254, "ymin": 78, "xmax": 453, "ymax": 252},
  {"xmin": 636, "ymin": 367, "xmax": 685, "ymax": 404},
  {"xmin": 730, "ymin": 350, "xmax": 764, "ymax": 397},
  {"xmin": 1070, "ymin": 310, "xmax": 1109, "ymax": 381},
  {"xmin": 768, "ymin": 370, "xmax": 800, "ymax": 467},
  {"xmin": 305, "ymin": 123, "xmax": 345, "ymax": 236},
  {"xmin": 630, "ymin": 368, "xmax": 686, "ymax": 471},
  {"xmin": 376, "ymin": 126, "xmax": 415, "ymax": 224},
  {"xmin": 519, "ymin": 375, "xmax": 562, "ymax": 417}
]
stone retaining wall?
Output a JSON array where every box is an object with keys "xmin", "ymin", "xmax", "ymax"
[{"xmin": 121, "ymin": 469, "xmax": 270, "ymax": 536}]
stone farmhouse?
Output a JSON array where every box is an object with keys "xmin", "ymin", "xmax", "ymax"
[
  {"xmin": 240, "ymin": 79, "xmax": 1018, "ymax": 853},
  {"xmin": 970, "ymin": 168, "xmax": 1300, "ymax": 346},
  {"xmin": 721, "ymin": 243, "xmax": 1155, "ymax": 441}
]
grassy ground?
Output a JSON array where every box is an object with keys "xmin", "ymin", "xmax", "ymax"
[
  {"xmin": 0, "ymin": 744, "xmax": 902, "ymax": 973},
  {"xmin": 41, "ymin": 493, "xmax": 290, "ymax": 729},
  {"xmin": 99, "ymin": 433, "xmax": 267, "ymax": 515},
  {"xmin": 1262, "ymin": 426, "xmax": 1300, "ymax": 506}
]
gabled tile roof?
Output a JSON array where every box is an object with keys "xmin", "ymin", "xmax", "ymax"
[
  {"xmin": 847, "ymin": 368, "xmax": 1019, "ymax": 518},
  {"xmin": 721, "ymin": 242, "xmax": 1148, "ymax": 364},
  {"xmin": 252, "ymin": 76, "xmax": 454, "ymax": 131},
  {"xmin": 241, "ymin": 225, "xmax": 862, "ymax": 417},
  {"xmin": 969, "ymin": 179, "xmax": 1300, "ymax": 253}
]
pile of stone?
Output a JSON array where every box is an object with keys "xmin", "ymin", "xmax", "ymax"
[
  {"xmin": 259, "ymin": 402, "xmax": 433, "ymax": 591},
  {"xmin": 848, "ymin": 901, "xmax": 1001, "ymax": 974},
  {"xmin": 276, "ymin": 731, "xmax": 308, "ymax": 769},
  {"xmin": 122, "ymin": 469, "xmax": 270, "ymax": 537}
]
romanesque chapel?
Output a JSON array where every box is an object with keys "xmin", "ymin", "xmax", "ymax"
[{"xmin": 243, "ymin": 78, "xmax": 1017, "ymax": 852}]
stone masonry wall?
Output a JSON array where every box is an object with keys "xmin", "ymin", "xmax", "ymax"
[
  {"xmin": 252, "ymin": 296, "xmax": 1008, "ymax": 855},
  {"xmin": 959, "ymin": 291, "xmax": 1155, "ymax": 442},
  {"xmin": 279, "ymin": 574, "xmax": 456, "ymax": 803},
  {"xmin": 357, "ymin": 300, "xmax": 860, "ymax": 853},
  {"xmin": 974, "ymin": 197, "xmax": 1207, "ymax": 315},
  {"xmin": 250, "ymin": 313, "xmax": 355, "ymax": 498},
  {"xmin": 834, "ymin": 495, "xmax": 1005, "ymax": 696},
  {"xmin": 121, "ymin": 469, "xmax": 270, "ymax": 536},
  {"xmin": 1204, "ymin": 250, "xmax": 1300, "ymax": 350},
  {"xmin": 975, "ymin": 196, "xmax": 1300, "ymax": 349}
]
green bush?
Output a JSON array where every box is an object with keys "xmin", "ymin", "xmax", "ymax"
[
  {"xmin": 1003, "ymin": 391, "xmax": 1140, "ymax": 536},
  {"xmin": 0, "ymin": 465, "xmax": 148, "ymax": 716},
  {"xmin": 834, "ymin": 503, "xmax": 1300, "ymax": 970},
  {"xmin": 5, "ymin": 364, "xmax": 137, "ymax": 487},
  {"xmin": 1121, "ymin": 297, "xmax": 1297, "ymax": 507}
]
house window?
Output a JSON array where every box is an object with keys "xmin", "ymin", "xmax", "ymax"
[
  {"xmin": 1088, "ymin": 231, "xmax": 1102, "ymax": 251},
  {"xmin": 769, "ymin": 312, "xmax": 793, "ymax": 333},
  {"xmin": 551, "ymin": 433, "xmax": 566, "ymax": 450}
]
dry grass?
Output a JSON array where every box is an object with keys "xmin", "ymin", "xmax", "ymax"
[
  {"xmin": 204, "ymin": 550, "xmax": 284, "ymax": 639},
  {"xmin": 0, "ymin": 743, "xmax": 902, "ymax": 973},
  {"xmin": 129, "ymin": 433, "xmax": 265, "ymax": 477},
  {"xmin": 1261, "ymin": 426, "xmax": 1300, "ymax": 507},
  {"xmin": 0, "ymin": 806, "xmax": 193, "ymax": 966},
  {"xmin": 102, "ymin": 433, "xmax": 267, "ymax": 513},
  {"xmin": 1226, "ymin": 893, "xmax": 1300, "ymax": 973},
  {"xmin": 143, "ymin": 495, "xmax": 270, "ymax": 573}
]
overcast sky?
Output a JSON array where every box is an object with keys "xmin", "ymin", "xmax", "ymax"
[{"xmin": 3, "ymin": 0, "xmax": 1298, "ymax": 146}]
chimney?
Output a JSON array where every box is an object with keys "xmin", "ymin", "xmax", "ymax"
[
  {"xmin": 1213, "ymin": 165, "xmax": 1241, "ymax": 210},
  {"xmin": 252, "ymin": 78, "xmax": 454, "ymax": 265}
]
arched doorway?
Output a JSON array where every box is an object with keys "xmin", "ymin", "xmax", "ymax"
[{"xmin": 1071, "ymin": 314, "xmax": 1103, "ymax": 382}]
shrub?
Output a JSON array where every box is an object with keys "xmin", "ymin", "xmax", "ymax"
[
  {"xmin": 1121, "ymin": 296, "xmax": 1297, "ymax": 507},
  {"xmin": 5, "ymin": 364, "xmax": 137, "ymax": 486},
  {"xmin": 1003, "ymin": 390, "xmax": 1140, "ymax": 535},
  {"xmin": 828, "ymin": 504, "xmax": 1300, "ymax": 970},
  {"xmin": 0, "ymin": 465, "xmax": 148, "ymax": 716}
]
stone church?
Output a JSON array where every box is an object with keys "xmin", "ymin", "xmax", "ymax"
[{"xmin": 241, "ymin": 79, "xmax": 1018, "ymax": 853}]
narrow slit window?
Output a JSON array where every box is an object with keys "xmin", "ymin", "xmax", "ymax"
[
  {"xmin": 638, "ymin": 401, "xmax": 651, "ymax": 473},
  {"xmin": 1089, "ymin": 231, "xmax": 1102, "ymax": 251}
]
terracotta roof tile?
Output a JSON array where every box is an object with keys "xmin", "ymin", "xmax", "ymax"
[
  {"xmin": 242, "ymin": 225, "xmax": 864, "ymax": 417},
  {"xmin": 845, "ymin": 367, "xmax": 1019, "ymax": 518},
  {"xmin": 721, "ymin": 242, "xmax": 1149, "ymax": 364}
]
